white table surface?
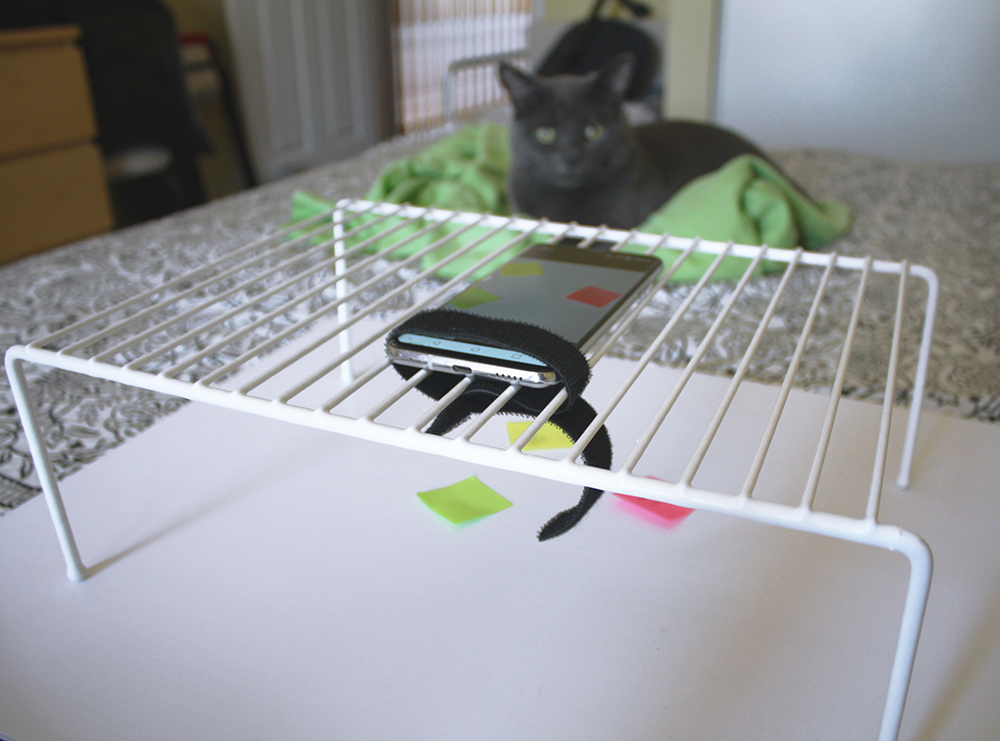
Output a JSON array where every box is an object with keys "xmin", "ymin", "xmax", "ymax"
[{"xmin": 2, "ymin": 361, "xmax": 999, "ymax": 741}]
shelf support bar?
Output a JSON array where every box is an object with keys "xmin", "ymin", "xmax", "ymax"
[
  {"xmin": 4, "ymin": 352, "xmax": 88, "ymax": 582},
  {"xmin": 879, "ymin": 531, "xmax": 933, "ymax": 741},
  {"xmin": 896, "ymin": 267, "xmax": 939, "ymax": 490}
]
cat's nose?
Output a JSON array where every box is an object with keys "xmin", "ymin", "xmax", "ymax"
[
  {"xmin": 554, "ymin": 160, "xmax": 579, "ymax": 179},
  {"xmin": 557, "ymin": 148, "xmax": 584, "ymax": 172}
]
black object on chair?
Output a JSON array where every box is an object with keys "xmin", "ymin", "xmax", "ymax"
[
  {"xmin": 67, "ymin": 0, "xmax": 212, "ymax": 225},
  {"xmin": 535, "ymin": 0, "xmax": 659, "ymax": 102}
]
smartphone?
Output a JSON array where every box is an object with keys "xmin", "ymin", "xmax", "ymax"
[{"xmin": 386, "ymin": 241, "xmax": 662, "ymax": 387}]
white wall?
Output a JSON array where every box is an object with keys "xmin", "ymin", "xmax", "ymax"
[{"xmin": 715, "ymin": 0, "xmax": 1000, "ymax": 163}]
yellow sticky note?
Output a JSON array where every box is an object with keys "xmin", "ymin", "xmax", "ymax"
[
  {"xmin": 506, "ymin": 421, "xmax": 574, "ymax": 451},
  {"xmin": 417, "ymin": 476, "xmax": 512, "ymax": 525},
  {"xmin": 500, "ymin": 260, "xmax": 544, "ymax": 277},
  {"xmin": 450, "ymin": 286, "xmax": 500, "ymax": 309}
]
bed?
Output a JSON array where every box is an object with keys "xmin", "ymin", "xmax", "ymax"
[{"xmin": 2, "ymin": 122, "xmax": 998, "ymax": 513}]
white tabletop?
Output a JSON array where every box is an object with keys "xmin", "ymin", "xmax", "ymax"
[{"xmin": 2, "ymin": 362, "xmax": 999, "ymax": 741}]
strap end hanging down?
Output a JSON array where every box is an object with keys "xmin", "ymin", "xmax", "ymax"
[
  {"xmin": 388, "ymin": 309, "xmax": 613, "ymax": 540},
  {"xmin": 538, "ymin": 487, "xmax": 605, "ymax": 541}
]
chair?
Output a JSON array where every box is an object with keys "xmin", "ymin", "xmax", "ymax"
[{"xmin": 68, "ymin": 0, "xmax": 212, "ymax": 225}]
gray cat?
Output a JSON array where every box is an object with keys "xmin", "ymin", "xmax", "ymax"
[{"xmin": 499, "ymin": 54, "xmax": 772, "ymax": 230}]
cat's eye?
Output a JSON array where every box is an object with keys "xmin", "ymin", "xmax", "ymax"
[
  {"xmin": 584, "ymin": 124, "xmax": 604, "ymax": 141},
  {"xmin": 534, "ymin": 126, "xmax": 556, "ymax": 145}
]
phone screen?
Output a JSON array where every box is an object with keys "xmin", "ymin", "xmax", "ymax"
[{"xmin": 447, "ymin": 243, "xmax": 658, "ymax": 347}]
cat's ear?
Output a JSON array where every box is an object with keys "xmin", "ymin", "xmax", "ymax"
[
  {"xmin": 499, "ymin": 62, "xmax": 540, "ymax": 111},
  {"xmin": 596, "ymin": 53, "xmax": 635, "ymax": 100}
]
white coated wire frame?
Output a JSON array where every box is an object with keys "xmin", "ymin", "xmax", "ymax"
[
  {"xmin": 443, "ymin": 49, "xmax": 529, "ymax": 123},
  {"xmin": 6, "ymin": 199, "xmax": 938, "ymax": 741},
  {"xmin": 396, "ymin": 0, "xmax": 532, "ymax": 130}
]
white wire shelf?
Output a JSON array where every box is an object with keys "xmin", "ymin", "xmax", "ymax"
[{"xmin": 6, "ymin": 198, "xmax": 938, "ymax": 741}]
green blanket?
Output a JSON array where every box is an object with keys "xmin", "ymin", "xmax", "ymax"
[{"xmin": 291, "ymin": 122, "xmax": 851, "ymax": 282}]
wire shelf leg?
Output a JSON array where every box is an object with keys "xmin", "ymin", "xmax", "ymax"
[
  {"xmin": 5, "ymin": 352, "xmax": 88, "ymax": 582},
  {"xmin": 896, "ymin": 268, "xmax": 939, "ymax": 490},
  {"xmin": 879, "ymin": 532, "xmax": 933, "ymax": 741}
]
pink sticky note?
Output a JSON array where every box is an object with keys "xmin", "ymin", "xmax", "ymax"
[
  {"xmin": 566, "ymin": 285, "xmax": 621, "ymax": 308},
  {"xmin": 614, "ymin": 492, "xmax": 695, "ymax": 529}
]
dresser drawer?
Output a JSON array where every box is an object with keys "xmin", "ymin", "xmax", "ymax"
[
  {"xmin": 0, "ymin": 25, "xmax": 97, "ymax": 159},
  {"xmin": 0, "ymin": 142, "xmax": 113, "ymax": 264}
]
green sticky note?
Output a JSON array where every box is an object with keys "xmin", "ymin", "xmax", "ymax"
[
  {"xmin": 500, "ymin": 260, "xmax": 544, "ymax": 277},
  {"xmin": 450, "ymin": 286, "xmax": 500, "ymax": 309},
  {"xmin": 507, "ymin": 421, "xmax": 574, "ymax": 451},
  {"xmin": 417, "ymin": 476, "xmax": 512, "ymax": 525}
]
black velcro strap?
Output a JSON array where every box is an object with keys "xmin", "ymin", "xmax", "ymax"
[
  {"xmin": 387, "ymin": 309, "xmax": 611, "ymax": 540},
  {"xmin": 387, "ymin": 309, "xmax": 592, "ymax": 409}
]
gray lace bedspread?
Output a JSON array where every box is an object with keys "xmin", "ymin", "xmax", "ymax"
[{"xmin": 3, "ymin": 125, "xmax": 999, "ymax": 513}]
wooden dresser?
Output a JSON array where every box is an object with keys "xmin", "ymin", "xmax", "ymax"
[{"xmin": 0, "ymin": 25, "xmax": 113, "ymax": 265}]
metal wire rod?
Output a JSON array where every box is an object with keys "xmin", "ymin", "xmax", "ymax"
[
  {"xmin": 800, "ymin": 257, "xmax": 873, "ymax": 511},
  {"xmin": 362, "ymin": 367, "xmax": 434, "ymax": 422},
  {"xmin": 459, "ymin": 383, "xmax": 524, "ymax": 442},
  {"xmin": 159, "ymin": 212, "xmax": 490, "ymax": 379},
  {"xmin": 410, "ymin": 374, "xmax": 477, "ymax": 431},
  {"xmin": 102, "ymin": 209, "xmax": 423, "ymax": 368},
  {"xmin": 4, "ymin": 355, "xmax": 88, "ymax": 582},
  {"xmin": 195, "ymin": 218, "xmax": 492, "ymax": 388},
  {"xmin": 31, "ymin": 203, "xmax": 359, "ymax": 351},
  {"xmin": 740, "ymin": 254, "xmax": 839, "ymax": 499},
  {"xmin": 623, "ymin": 244, "xmax": 766, "ymax": 474},
  {"xmin": 587, "ymin": 233, "xmax": 693, "ymax": 368},
  {"xmin": 562, "ymin": 238, "xmax": 703, "ymax": 463},
  {"xmin": 211, "ymin": 216, "xmax": 542, "ymax": 392},
  {"xmin": 508, "ymin": 388, "xmax": 571, "ymax": 454},
  {"xmin": 56, "ymin": 204, "xmax": 382, "ymax": 358},
  {"xmin": 68, "ymin": 207, "xmax": 387, "ymax": 361},
  {"xmin": 568, "ymin": 241, "xmax": 722, "ymax": 467},
  {"xmin": 896, "ymin": 266, "xmax": 939, "ymax": 489},
  {"xmin": 265, "ymin": 221, "xmax": 556, "ymax": 402},
  {"xmin": 866, "ymin": 263, "xmax": 909, "ymax": 522},
  {"xmin": 318, "ymin": 359, "xmax": 394, "ymax": 414},
  {"xmin": 681, "ymin": 250, "xmax": 804, "ymax": 486}
]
